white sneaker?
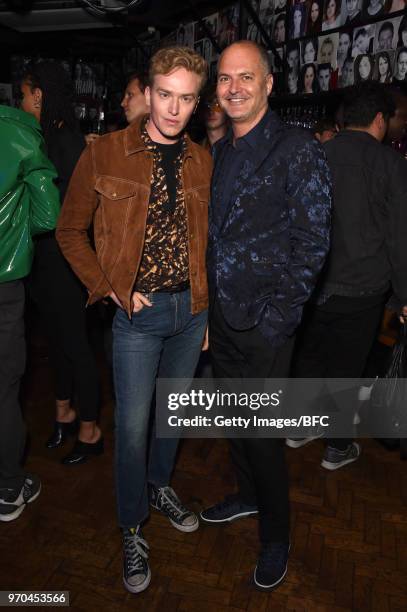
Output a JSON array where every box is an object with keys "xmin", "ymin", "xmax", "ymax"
[{"xmin": 286, "ymin": 433, "xmax": 323, "ymax": 449}]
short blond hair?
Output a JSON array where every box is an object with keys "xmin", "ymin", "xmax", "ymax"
[{"xmin": 149, "ymin": 46, "xmax": 208, "ymax": 90}]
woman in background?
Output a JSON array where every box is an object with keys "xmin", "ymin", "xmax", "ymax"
[{"xmin": 20, "ymin": 61, "xmax": 102, "ymax": 465}]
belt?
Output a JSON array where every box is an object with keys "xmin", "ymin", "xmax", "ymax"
[{"xmin": 153, "ymin": 280, "xmax": 190, "ymax": 294}]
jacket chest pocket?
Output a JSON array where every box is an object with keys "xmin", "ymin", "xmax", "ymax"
[{"xmin": 95, "ymin": 176, "xmax": 138, "ymax": 206}]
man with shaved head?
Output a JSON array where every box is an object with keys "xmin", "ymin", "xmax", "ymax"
[{"xmin": 200, "ymin": 40, "xmax": 331, "ymax": 591}]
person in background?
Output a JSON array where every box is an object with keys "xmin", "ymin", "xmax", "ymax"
[
  {"xmin": 20, "ymin": 61, "xmax": 102, "ymax": 465},
  {"xmin": 201, "ymin": 39, "xmax": 331, "ymax": 592},
  {"xmin": 313, "ymin": 117, "xmax": 338, "ymax": 142},
  {"xmin": 0, "ymin": 104, "xmax": 59, "ymax": 522},
  {"xmin": 288, "ymin": 82, "xmax": 407, "ymax": 467},
  {"xmin": 200, "ymin": 85, "xmax": 228, "ymax": 150},
  {"xmin": 56, "ymin": 46, "xmax": 212, "ymax": 595},
  {"xmin": 120, "ymin": 71, "xmax": 149, "ymax": 124},
  {"xmin": 85, "ymin": 72, "xmax": 149, "ymax": 144}
]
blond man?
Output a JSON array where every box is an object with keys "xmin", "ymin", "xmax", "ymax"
[{"xmin": 56, "ymin": 47, "xmax": 212, "ymax": 594}]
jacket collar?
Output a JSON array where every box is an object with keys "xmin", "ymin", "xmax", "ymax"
[
  {"xmin": 215, "ymin": 108, "xmax": 285, "ymax": 169},
  {"xmin": 335, "ymin": 129, "xmax": 380, "ymax": 144},
  {"xmin": 124, "ymin": 114, "xmax": 197, "ymax": 161},
  {"xmin": 0, "ymin": 104, "xmax": 42, "ymax": 133}
]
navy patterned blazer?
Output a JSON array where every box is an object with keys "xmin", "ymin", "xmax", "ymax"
[{"xmin": 207, "ymin": 109, "xmax": 332, "ymax": 347}]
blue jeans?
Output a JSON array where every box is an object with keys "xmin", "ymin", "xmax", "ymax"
[{"xmin": 112, "ymin": 289, "xmax": 207, "ymax": 528}]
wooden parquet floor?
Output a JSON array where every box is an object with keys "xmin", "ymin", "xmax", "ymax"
[{"xmin": 1, "ymin": 336, "xmax": 407, "ymax": 612}]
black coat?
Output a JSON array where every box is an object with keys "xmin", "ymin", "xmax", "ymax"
[{"xmin": 321, "ymin": 129, "xmax": 407, "ymax": 305}]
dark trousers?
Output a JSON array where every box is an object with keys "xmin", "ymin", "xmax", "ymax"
[
  {"xmin": 209, "ymin": 296, "xmax": 292, "ymax": 544},
  {"xmin": 30, "ymin": 241, "xmax": 99, "ymax": 421},
  {"xmin": 0, "ymin": 280, "xmax": 27, "ymax": 492},
  {"xmin": 293, "ymin": 294, "xmax": 386, "ymax": 450}
]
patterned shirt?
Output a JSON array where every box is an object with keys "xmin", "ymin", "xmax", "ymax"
[{"xmin": 135, "ymin": 121, "xmax": 189, "ymax": 293}]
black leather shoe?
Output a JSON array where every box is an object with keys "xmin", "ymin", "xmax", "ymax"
[
  {"xmin": 61, "ymin": 437, "xmax": 104, "ymax": 465},
  {"xmin": 46, "ymin": 419, "xmax": 79, "ymax": 449}
]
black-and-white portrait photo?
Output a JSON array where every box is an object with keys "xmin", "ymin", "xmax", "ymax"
[
  {"xmin": 373, "ymin": 50, "xmax": 395, "ymax": 82},
  {"xmin": 307, "ymin": 0, "xmax": 323, "ymax": 34},
  {"xmin": 260, "ymin": 0, "xmax": 275, "ymax": 34},
  {"xmin": 397, "ymin": 14, "xmax": 407, "ymax": 48},
  {"xmin": 218, "ymin": 5, "xmax": 240, "ymax": 50},
  {"xmin": 362, "ymin": 0, "xmax": 387, "ymax": 20},
  {"xmin": 177, "ymin": 22, "xmax": 195, "ymax": 48},
  {"xmin": 273, "ymin": 12, "xmax": 287, "ymax": 44},
  {"xmin": 301, "ymin": 37, "xmax": 319, "ymax": 64},
  {"xmin": 373, "ymin": 16, "xmax": 402, "ymax": 53},
  {"xmin": 246, "ymin": 0, "xmax": 262, "ymax": 42},
  {"xmin": 337, "ymin": 29, "xmax": 353, "ymax": 73},
  {"xmin": 393, "ymin": 45, "xmax": 407, "ymax": 81},
  {"xmin": 286, "ymin": 68, "xmax": 299, "ymax": 93},
  {"xmin": 354, "ymin": 53, "xmax": 374, "ymax": 82},
  {"xmin": 274, "ymin": 0, "xmax": 287, "ymax": 13},
  {"xmin": 289, "ymin": 2, "xmax": 308, "ymax": 39},
  {"xmin": 286, "ymin": 40, "xmax": 301, "ymax": 75},
  {"xmin": 339, "ymin": 56, "xmax": 355, "ymax": 85},
  {"xmin": 317, "ymin": 62, "xmax": 333, "ymax": 90},
  {"xmin": 341, "ymin": 0, "xmax": 362, "ymax": 25},
  {"xmin": 352, "ymin": 24, "xmax": 376, "ymax": 58},
  {"xmin": 300, "ymin": 62, "xmax": 320, "ymax": 93},
  {"xmin": 318, "ymin": 32, "xmax": 339, "ymax": 68},
  {"xmin": 322, "ymin": 0, "xmax": 342, "ymax": 31}
]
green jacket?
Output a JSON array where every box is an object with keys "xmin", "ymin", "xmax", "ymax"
[{"xmin": 0, "ymin": 105, "xmax": 60, "ymax": 283}]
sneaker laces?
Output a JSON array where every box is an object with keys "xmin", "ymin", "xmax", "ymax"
[
  {"xmin": 124, "ymin": 531, "xmax": 149, "ymax": 575},
  {"xmin": 156, "ymin": 487, "xmax": 189, "ymax": 520}
]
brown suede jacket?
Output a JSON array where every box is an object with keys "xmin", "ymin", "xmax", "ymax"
[{"xmin": 56, "ymin": 116, "xmax": 212, "ymax": 317}]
